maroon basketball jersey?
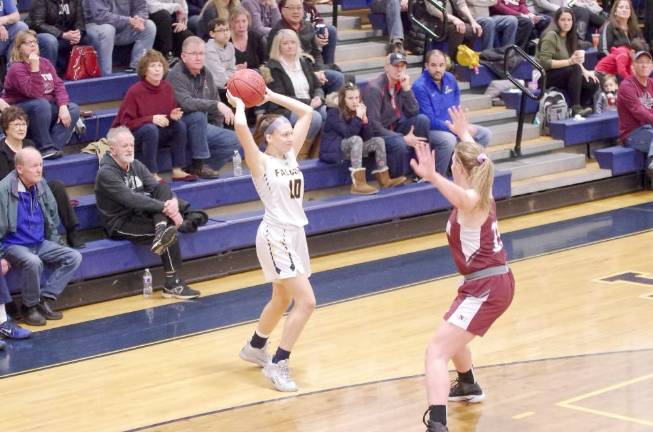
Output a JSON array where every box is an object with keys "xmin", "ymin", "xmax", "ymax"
[{"xmin": 446, "ymin": 201, "xmax": 507, "ymax": 275}]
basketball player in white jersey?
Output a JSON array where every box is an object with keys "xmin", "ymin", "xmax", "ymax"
[
  {"xmin": 227, "ymin": 88, "xmax": 315, "ymax": 392},
  {"xmin": 410, "ymin": 107, "xmax": 515, "ymax": 432}
]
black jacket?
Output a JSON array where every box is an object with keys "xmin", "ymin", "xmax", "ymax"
[
  {"xmin": 266, "ymin": 19, "xmax": 324, "ymax": 70},
  {"xmin": 27, "ymin": 0, "xmax": 86, "ymax": 38},
  {"xmin": 0, "ymin": 138, "xmax": 36, "ymax": 180},
  {"xmin": 266, "ymin": 58, "xmax": 324, "ymax": 117}
]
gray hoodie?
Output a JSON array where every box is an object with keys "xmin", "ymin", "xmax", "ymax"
[{"xmin": 83, "ymin": 0, "xmax": 148, "ymax": 31}]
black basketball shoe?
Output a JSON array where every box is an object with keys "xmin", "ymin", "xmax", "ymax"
[
  {"xmin": 422, "ymin": 410, "xmax": 449, "ymax": 432},
  {"xmin": 448, "ymin": 378, "xmax": 486, "ymax": 403}
]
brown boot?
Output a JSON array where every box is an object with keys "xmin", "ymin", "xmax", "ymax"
[
  {"xmin": 373, "ymin": 167, "xmax": 406, "ymax": 188},
  {"xmin": 350, "ymin": 168, "xmax": 378, "ymax": 195}
]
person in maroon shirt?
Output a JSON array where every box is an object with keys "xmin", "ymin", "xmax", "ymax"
[
  {"xmin": 616, "ymin": 50, "xmax": 653, "ymax": 178},
  {"xmin": 113, "ymin": 49, "xmax": 196, "ymax": 182}
]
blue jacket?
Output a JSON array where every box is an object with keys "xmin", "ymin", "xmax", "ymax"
[
  {"xmin": 320, "ymin": 107, "xmax": 373, "ymax": 164},
  {"xmin": 412, "ymin": 70, "xmax": 460, "ymax": 131}
]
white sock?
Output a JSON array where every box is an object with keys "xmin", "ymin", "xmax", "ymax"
[{"xmin": 0, "ymin": 304, "xmax": 7, "ymax": 324}]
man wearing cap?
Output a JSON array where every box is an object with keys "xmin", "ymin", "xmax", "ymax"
[
  {"xmin": 363, "ymin": 52, "xmax": 433, "ymax": 178},
  {"xmin": 412, "ymin": 49, "xmax": 491, "ymax": 175},
  {"xmin": 617, "ymin": 50, "xmax": 653, "ymax": 181}
]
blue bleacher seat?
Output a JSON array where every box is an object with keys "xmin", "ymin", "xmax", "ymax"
[
  {"xmin": 501, "ymin": 89, "xmax": 540, "ymax": 114},
  {"xmin": 548, "ymin": 111, "xmax": 619, "ymax": 146},
  {"xmin": 594, "ymin": 146, "xmax": 646, "ymax": 175}
]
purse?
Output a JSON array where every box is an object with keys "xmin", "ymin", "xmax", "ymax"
[{"xmin": 65, "ymin": 45, "xmax": 101, "ymax": 81}]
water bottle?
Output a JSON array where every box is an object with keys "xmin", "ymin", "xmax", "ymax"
[
  {"xmin": 233, "ymin": 150, "xmax": 243, "ymax": 176},
  {"xmin": 142, "ymin": 268, "xmax": 153, "ymax": 297}
]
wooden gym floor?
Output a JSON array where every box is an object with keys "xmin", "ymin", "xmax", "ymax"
[{"xmin": 2, "ymin": 192, "xmax": 653, "ymax": 432}]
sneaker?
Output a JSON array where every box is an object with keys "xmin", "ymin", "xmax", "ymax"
[
  {"xmin": 422, "ymin": 410, "xmax": 449, "ymax": 432},
  {"xmin": 162, "ymin": 280, "xmax": 200, "ymax": 299},
  {"xmin": 124, "ymin": 67, "xmax": 136, "ymax": 74},
  {"xmin": 262, "ymin": 359, "xmax": 298, "ymax": 392},
  {"xmin": 390, "ymin": 39, "xmax": 404, "ymax": 54},
  {"xmin": 239, "ymin": 340, "xmax": 270, "ymax": 367},
  {"xmin": 42, "ymin": 149, "xmax": 64, "ymax": 160},
  {"xmin": 151, "ymin": 224, "xmax": 177, "ymax": 255},
  {"xmin": 0, "ymin": 319, "xmax": 32, "ymax": 339},
  {"xmin": 448, "ymin": 378, "xmax": 486, "ymax": 403}
]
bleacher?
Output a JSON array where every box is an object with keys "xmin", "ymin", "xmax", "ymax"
[{"xmin": 7, "ymin": 3, "xmax": 646, "ymax": 307}]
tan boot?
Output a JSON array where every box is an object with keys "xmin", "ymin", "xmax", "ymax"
[
  {"xmin": 373, "ymin": 167, "xmax": 406, "ymax": 188},
  {"xmin": 350, "ymin": 168, "xmax": 378, "ymax": 195}
]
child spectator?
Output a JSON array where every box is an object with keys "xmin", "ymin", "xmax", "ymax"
[
  {"xmin": 594, "ymin": 73, "xmax": 618, "ymax": 113},
  {"xmin": 595, "ymin": 37, "xmax": 649, "ymax": 81},
  {"xmin": 205, "ymin": 17, "xmax": 236, "ymax": 89}
]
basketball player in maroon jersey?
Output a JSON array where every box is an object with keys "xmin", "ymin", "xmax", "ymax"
[{"xmin": 410, "ymin": 107, "xmax": 515, "ymax": 432}]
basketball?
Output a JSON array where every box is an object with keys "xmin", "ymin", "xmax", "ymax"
[{"xmin": 227, "ymin": 69, "xmax": 266, "ymax": 108}]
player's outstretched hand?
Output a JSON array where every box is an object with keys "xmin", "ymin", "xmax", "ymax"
[
  {"xmin": 410, "ymin": 142, "xmax": 437, "ymax": 182},
  {"xmin": 226, "ymin": 90, "xmax": 244, "ymax": 109}
]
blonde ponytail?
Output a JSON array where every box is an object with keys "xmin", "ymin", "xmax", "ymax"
[{"xmin": 453, "ymin": 141, "xmax": 494, "ymax": 211}]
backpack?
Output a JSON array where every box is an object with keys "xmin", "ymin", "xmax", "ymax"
[
  {"xmin": 535, "ymin": 89, "xmax": 569, "ymax": 135},
  {"xmin": 65, "ymin": 46, "xmax": 101, "ymax": 81}
]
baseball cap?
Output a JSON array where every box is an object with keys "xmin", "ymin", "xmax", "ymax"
[
  {"xmin": 633, "ymin": 51, "xmax": 652, "ymax": 61},
  {"xmin": 387, "ymin": 52, "xmax": 408, "ymax": 65}
]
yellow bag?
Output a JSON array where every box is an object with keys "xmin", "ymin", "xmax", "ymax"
[{"xmin": 456, "ymin": 44, "xmax": 480, "ymax": 69}]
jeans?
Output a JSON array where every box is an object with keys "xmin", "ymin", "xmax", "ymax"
[
  {"xmin": 289, "ymin": 104, "xmax": 326, "ymax": 140},
  {"xmin": 321, "ymin": 24, "xmax": 337, "ymax": 65},
  {"xmin": 515, "ymin": 15, "xmax": 534, "ymax": 49},
  {"xmin": 36, "ymin": 33, "xmax": 93, "ymax": 73},
  {"xmin": 477, "ymin": 15, "xmax": 518, "ymax": 50},
  {"xmin": 0, "ymin": 21, "xmax": 28, "ymax": 60},
  {"xmin": 133, "ymin": 121, "xmax": 187, "ymax": 173},
  {"xmin": 382, "ymin": 114, "xmax": 430, "ymax": 176},
  {"xmin": 323, "ymin": 68, "xmax": 344, "ymax": 94},
  {"xmin": 625, "ymin": 124, "xmax": 653, "ymax": 157},
  {"xmin": 86, "ymin": 20, "xmax": 156, "ymax": 75},
  {"xmin": 16, "ymin": 99, "xmax": 80, "ymax": 152},
  {"xmin": 181, "ymin": 111, "xmax": 239, "ymax": 170},
  {"xmin": 428, "ymin": 125, "xmax": 491, "ymax": 175},
  {"xmin": 371, "ymin": 0, "xmax": 403, "ymax": 42},
  {"xmin": 4, "ymin": 240, "xmax": 82, "ymax": 307}
]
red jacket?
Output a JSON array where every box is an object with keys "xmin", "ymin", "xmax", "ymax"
[
  {"xmin": 112, "ymin": 79, "xmax": 178, "ymax": 130},
  {"xmin": 490, "ymin": 0, "xmax": 528, "ymax": 16},
  {"xmin": 595, "ymin": 46, "xmax": 633, "ymax": 81},
  {"xmin": 2, "ymin": 58, "xmax": 69, "ymax": 106},
  {"xmin": 616, "ymin": 75, "xmax": 653, "ymax": 140}
]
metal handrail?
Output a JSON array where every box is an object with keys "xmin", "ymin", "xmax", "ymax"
[
  {"xmin": 408, "ymin": 0, "xmax": 448, "ymax": 42},
  {"xmin": 503, "ymin": 44, "xmax": 546, "ymax": 158}
]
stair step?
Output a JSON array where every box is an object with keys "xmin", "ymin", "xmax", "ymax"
[
  {"xmin": 460, "ymin": 94, "xmax": 492, "ymax": 111},
  {"xmin": 466, "ymin": 107, "xmax": 516, "ymax": 125},
  {"xmin": 495, "ymin": 152, "xmax": 587, "ymax": 181},
  {"xmin": 324, "ymin": 15, "xmax": 360, "ymax": 30},
  {"xmin": 486, "ymin": 122, "xmax": 540, "ymax": 147},
  {"xmin": 335, "ymin": 41, "xmax": 389, "ymax": 63},
  {"xmin": 487, "ymin": 137, "xmax": 565, "ymax": 160},
  {"xmin": 338, "ymin": 28, "xmax": 383, "ymax": 42},
  {"xmin": 511, "ymin": 161, "xmax": 612, "ymax": 195},
  {"xmin": 338, "ymin": 54, "xmax": 422, "ymax": 73}
]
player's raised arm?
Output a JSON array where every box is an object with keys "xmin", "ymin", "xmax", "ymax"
[{"xmin": 227, "ymin": 90, "xmax": 264, "ymax": 178}]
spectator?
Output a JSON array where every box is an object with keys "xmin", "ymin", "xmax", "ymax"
[
  {"xmin": 466, "ymin": 0, "xmax": 518, "ymax": 50},
  {"xmin": 598, "ymin": 0, "xmax": 641, "ymax": 57},
  {"xmin": 362, "ymin": 52, "xmax": 431, "ymax": 179},
  {"xmin": 146, "ymin": 0, "xmax": 194, "ymax": 64},
  {"xmin": 0, "ymin": 0, "xmax": 28, "ymax": 64},
  {"xmin": 0, "ymin": 147, "xmax": 82, "ymax": 326},
  {"xmin": 0, "ymin": 106, "xmax": 85, "ymax": 248},
  {"xmin": 27, "ymin": 0, "xmax": 89, "ymax": 74},
  {"xmin": 2, "ymin": 30, "xmax": 81, "ymax": 160},
  {"xmin": 205, "ymin": 17, "xmax": 236, "ymax": 89},
  {"xmin": 616, "ymin": 50, "xmax": 653, "ymax": 180},
  {"xmin": 302, "ymin": 0, "xmax": 336, "ymax": 65},
  {"xmin": 82, "ymin": 0, "xmax": 156, "ymax": 75},
  {"xmin": 535, "ymin": 7, "xmax": 599, "ymax": 117},
  {"xmin": 95, "ymin": 127, "xmax": 202, "ymax": 300},
  {"xmin": 113, "ymin": 50, "xmax": 195, "ymax": 182},
  {"xmin": 230, "ymin": 7, "xmax": 265, "ymax": 70},
  {"xmin": 490, "ymin": 0, "xmax": 546, "ymax": 49},
  {"xmin": 595, "ymin": 37, "xmax": 649, "ymax": 81},
  {"xmin": 369, "ymin": 0, "xmax": 404, "ymax": 53},
  {"xmin": 524, "ymin": 0, "xmax": 553, "ymax": 35},
  {"xmin": 0, "ymin": 268, "xmax": 32, "ymax": 348},
  {"xmin": 423, "ymin": 0, "xmax": 478, "ymax": 60},
  {"xmin": 265, "ymin": 29, "xmax": 324, "ymax": 155},
  {"xmin": 267, "ymin": 0, "xmax": 343, "ymax": 95},
  {"xmin": 321, "ymin": 83, "xmax": 406, "ymax": 194},
  {"xmin": 413, "ymin": 50, "xmax": 491, "ymax": 176},
  {"xmin": 168, "ymin": 36, "xmax": 239, "ymax": 177},
  {"xmin": 568, "ymin": 0, "xmax": 605, "ymax": 42},
  {"xmin": 241, "ymin": 0, "xmax": 280, "ymax": 39},
  {"xmin": 197, "ymin": 0, "xmax": 240, "ymax": 39}
]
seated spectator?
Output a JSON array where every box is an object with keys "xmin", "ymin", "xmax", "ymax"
[
  {"xmin": 113, "ymin": 50, "xmax": 195, "ymax": 182},
  {"xmin": 168, "ymin": 36, "xmax": 240, "ymax": 176},
  {"xmin": 267, "ymin": 0, "xmax": 343, "ymax": 95},
  {"xmin": 0, "ymin": 267, "xmax": 31, "ymax": 348},
  {"xmin": 491, "ymin": 0, "xmax": 548, "ymax": 49},
  {"xmin": 466, "ymin": 0, "xmax": 518, "ymax": 50},
  {"xmin": 413, "ymin": 49, "xmax": 491, "ymax": 176},
  {"xmin": 598, "ymin": 0, "xmax": 642, "ymax": 57},
  {"xmin": 95, "ymin": 127, "xmax": 202, "ymax": 300},
  {"xmin": 265, "ymin": 29, "xmax": 324, "ymax": 154},
  {"xmin": 147, "ymin": 0, "xmax": 194, "ymax": 65},
  {"xmin": 568, "ymin": 0, "xmax": 605, "ymax": 42},
  {"xmin": 321, "ymin": 82, "xmax": 406, "ymax": 194},
  {"xmin": 2, "ymin": 30, "xmax": 81, "ymax": 160},
  {"xmin": 0, "ymin": 0, "xmax": 28, "ymax": 64},
  {"xmin": 205, "ymin": 18, "xmax": 236, "ymax": 89},
  {"xmin": 83, "ymin": 0, "xmax": 156, "ymax": 75},
  {"xmin": 198, "ymin": 0, "xmax": 240, "ymax": 39},
  {"xmin": 424, "ymin": 0, "xmax": 478, "ymax": 61},
  {"xmin": 230, "ymin": 7, "xmax": 265, "ymax": 70},
  {"xmin": 303, "ymin": 0, "xmax": 336, "ymax": 65},
  {"xmin": 187, "ymin": 0, "xmax": 207, "ymax": 34},
  {"xmin": 596, "ymin": 37, "xmax": 649, "ymax": 81},
  {"xmin": 370, "ymin": 0, "xmax": 404, "ymax": 53},
  {"xmin": 27, "ymin": 0, "xmax": 89, "ymax": 74},
  {"xmin": 241, "ymin": 0, "xmax": 280, "ymax": 39},
  {"xmin": 362, "ymin": 52, "xmax": 432, "ymax": 179},
  {"xmin": 616, "ymin": 50, "xmax": 653, "ymax": 181},
  {"xmin": 0, "ymin": 147, "xmax": 82, "ymax": 326},
  {"xmin": 593, "ymin": 73, "xmax": 618, "ymax": 113},
  {"xmin": 524, "ymin": 0, "xmax": 553, "ymax": 35},
  {"xmin": 535, "ymin": 7, "xmax": 599, "ymax": 117},
  {"xmin": 0, "ymin": 107, "xmax": 85, "ymax": 248}
]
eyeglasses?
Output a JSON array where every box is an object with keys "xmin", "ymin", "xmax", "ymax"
[
  {"xmin": 8, "ymin": 122, "xmax": 27, "ymax": 128},
  {"xmin": 21, "ymin": 40, "xmax": 37, "ymax": 46},
  {"xmin": 183, "ymin": 51, "xmax": 205, "ymax": 57},
  {"xmin": 212, "ymin": 28, "xmax": 231, "ymax": 33},
  {"xmin": 283, "ymin": 6, "xmax": 304, "ymax": 11}
]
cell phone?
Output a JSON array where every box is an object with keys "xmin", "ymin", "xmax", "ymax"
[{"xmin": 315, "ymin": 23, "xmax": 327, "ymax": 38}]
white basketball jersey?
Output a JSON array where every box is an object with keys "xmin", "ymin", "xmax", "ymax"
[{"xmin": 252, "ymin": 151, "xmax": 308, "ymax": 227}]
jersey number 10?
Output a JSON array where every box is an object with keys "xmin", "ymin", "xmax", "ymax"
[{"xmin": 289, "ymin": 179, "xmax": 302, "ymax": 199}]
